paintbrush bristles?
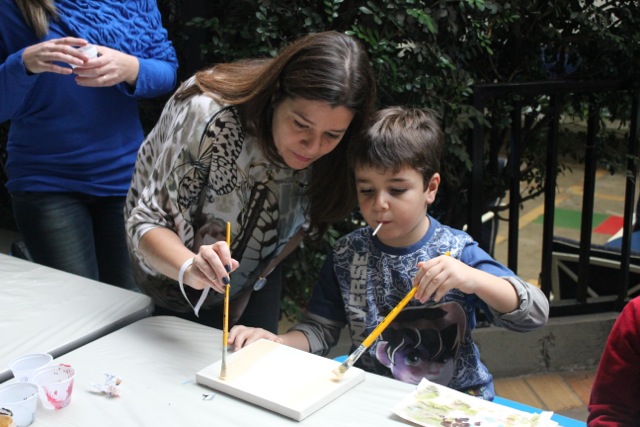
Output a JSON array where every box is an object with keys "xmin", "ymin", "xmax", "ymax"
[
  {"xmin": 332, "ymin": 358, "xmax": 351, "ymax": 379},
  {"xmin": 372, "ymin": 223, "xmax": 383, "ymax": 236},
  {"xmin": 332, "ymin": 345, "xmax": 365, "ymax": 380}
]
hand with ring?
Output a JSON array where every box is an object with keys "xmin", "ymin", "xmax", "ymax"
[{"xmin": 74, "ymin": 45, "xmax": 140, "ymax": 88}]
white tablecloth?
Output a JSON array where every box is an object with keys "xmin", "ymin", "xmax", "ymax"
[
  {"xmin": 28, "ymin": 316, "xmax": 416, "ymax": 427},
  {"xmin": 1, "ymin": 254, "xmax": 153, "ymax": 382}
]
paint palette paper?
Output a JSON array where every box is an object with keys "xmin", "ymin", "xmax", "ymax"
[
  {"xmin": 392, "ymin": 378, "xmax": 557, "ymax": 427},
  {"xmin": 196, "ymin": 339, "xmax": 365, "ymax": 421}
]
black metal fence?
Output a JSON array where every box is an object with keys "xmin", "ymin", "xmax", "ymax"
[{"xmin": 468, "ymin": 80, "xmax": 640, "ymax": 316}]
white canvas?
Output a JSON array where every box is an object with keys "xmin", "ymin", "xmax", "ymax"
[{"xmin": 196, "ymin": 339, "xmax": 365, "ymax": 421}]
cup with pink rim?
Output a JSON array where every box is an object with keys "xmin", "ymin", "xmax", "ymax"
[{"xmin": 32, "ymin": 364, "xmax": 75, "ymax": 410}]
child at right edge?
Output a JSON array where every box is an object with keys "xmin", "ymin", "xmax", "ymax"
[{"xmin": 229, "ymin": 106, "xmax": 550, "ymax": 400}]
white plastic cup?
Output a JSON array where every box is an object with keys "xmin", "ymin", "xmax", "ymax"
[
  {"xmin": 9, "ymin": 354, "xmax": 53, "ymax": 383},
  {"xmin": 0, "ymin": 383, "xmax": 38, "ymax": 427},
  {"xmin": 74, "ymin": 44, "xmax": 98, "ymax": 61},
  {"xmin": 32, "ymin": 364, "xmax": 75, "ymax": 410},
  {"xmin": 71, "ymin": 44, "xmax": 98, "ymax": 75}
]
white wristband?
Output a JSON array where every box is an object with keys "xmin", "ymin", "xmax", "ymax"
[{"xmin": 178, "ymin": 257, "xmax": 210, "ymax": 317}]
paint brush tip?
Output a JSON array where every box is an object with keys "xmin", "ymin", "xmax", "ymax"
[{"xmin": 332, "ymin": 358, "xmax": 351, "ymax": 379}]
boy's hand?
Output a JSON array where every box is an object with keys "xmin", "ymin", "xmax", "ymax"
[
  {"xmin": 228, "ymin": 325, "xmax": 282, "ymax": 351},
  {"xmin": 413, "ymin": 254, "xmax": 479, "ymax": 302},
  {"xmin": 413, "ymin": 254, "xmax": 520, "ymax": 313}
]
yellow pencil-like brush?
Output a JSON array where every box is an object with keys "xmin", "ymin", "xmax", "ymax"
[
  {"xmin": 333, "ymin": 285, "xmax": 417, "ymax": 379},
  {"xmin": 220, "ymin": 222, "xmax": 231, "ymax": 380},
  {"xmin": 333, "ymin": 251, "xmax": 450, "ymax": 379}
]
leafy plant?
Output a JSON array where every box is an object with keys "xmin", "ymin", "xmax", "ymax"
[
  {"xmin": 2, "ymin": 1, "xmax": 636, "ymax": 320},
  {"xmin": 157, "ymin": 0, "xmax": 640, "ymax": 321}
]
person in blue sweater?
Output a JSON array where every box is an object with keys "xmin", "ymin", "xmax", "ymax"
[
  {"xmin": 230, "ymin": 106, "xmax": 549, "ymax": 399},
  {"xmin": 0, "ymin": 0, "xmax": 178, "ymax": 289}
]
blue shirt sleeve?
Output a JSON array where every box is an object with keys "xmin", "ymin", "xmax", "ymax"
[{"xmin": 0, "ymin": 49, "xmax": 36, "ymax": 121}]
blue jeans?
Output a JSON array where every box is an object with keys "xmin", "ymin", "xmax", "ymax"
[{"xmin": 11, "ymin": 192, "xmax": 137, "ymax": 291}]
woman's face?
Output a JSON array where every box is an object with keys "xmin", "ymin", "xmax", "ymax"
[{"xmin": 271, "ymin": 97, "xmax": 354, "ymax": 170}]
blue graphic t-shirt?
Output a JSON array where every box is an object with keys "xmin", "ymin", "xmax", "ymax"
[{"xmin": 293, "ymin": 216, "xmax": 549, "ymax": 400}]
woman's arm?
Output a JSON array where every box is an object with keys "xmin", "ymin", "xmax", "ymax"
[{"xmin": 138, "ymin": 226, "xmax": 238, "ymax": 294}]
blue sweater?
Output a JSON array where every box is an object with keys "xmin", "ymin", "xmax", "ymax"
[{"xmin": 0, "ymin": 0, "xmax": 178, "ymax": 195}]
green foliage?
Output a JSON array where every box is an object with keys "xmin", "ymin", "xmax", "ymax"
[
  {"xmin": 151, "ymin": 0, "xmax": 640, "ymax": 321},
  {"xmin": 1, "ymin": 1, "xmax": 633, "ymax": 319}
]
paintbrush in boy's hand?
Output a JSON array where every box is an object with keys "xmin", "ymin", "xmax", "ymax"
[
  {"xmin": 332, "ymin": 251, "xmax": 450, "ymax": 379},
  {"xmin": 332, "ymin": 285, "xmax": 417, "ymax": 379}
]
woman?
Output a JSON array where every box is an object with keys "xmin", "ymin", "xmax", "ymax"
[
  {"xmin": 125, "ymin": 31, "xmax": 376, "ymax": 332},
  {"xmin": 1, "ymin": 0, "xmax": 178, "ymax": 290}
]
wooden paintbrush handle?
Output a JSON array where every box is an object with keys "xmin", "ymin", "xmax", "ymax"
[{"xmin": 362, "ymin": 286, "xmax": 418, "ymax": 348}]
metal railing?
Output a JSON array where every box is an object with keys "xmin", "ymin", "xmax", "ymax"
[{"xmin": 468, "ymin": 80, "xmax": 640, "ymax": 316}]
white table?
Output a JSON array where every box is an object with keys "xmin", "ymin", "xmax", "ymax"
[
  {"xmin": 27, "ymin": 316, "xmax": 416, "ymax": 427},
  {"xmin": 0, "ymin": 254, "xmax": 153, "ymax": 382}
]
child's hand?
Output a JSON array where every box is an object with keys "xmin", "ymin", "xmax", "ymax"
[
  {"xmin": 228, "ymin": 325, "xmax": 283, "ymax": 351},
  {"xmin": 413, "ymin": 254, "xmax": 480, "ymax": 303}
]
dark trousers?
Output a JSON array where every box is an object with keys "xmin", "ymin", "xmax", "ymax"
[{"xmin": 11, "ymin": 191, "xmax": 137, "ymax": 291}]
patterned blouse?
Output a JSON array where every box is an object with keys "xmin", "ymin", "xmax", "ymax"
[{"xmin": 125, "ymin": 77, "xmax": 309, "ymax": 312}]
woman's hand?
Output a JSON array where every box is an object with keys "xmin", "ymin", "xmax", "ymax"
[
  {"xmin": 21, "ymin": 37, "xmax": 88, "ymax": 74},
  {"xmin": 183, "ymin": 241, "xmax": 240, "ymax": 294},
  {"xmin": 73, "ymin": 45, "xmax": 140, "ymax": 87},
  {"xmin": 228, "ymin": 325, "xmax": 282, "ymax": 351}
]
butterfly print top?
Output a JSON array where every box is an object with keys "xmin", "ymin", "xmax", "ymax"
[{"xmin": 125, "ymin": 77, "xmax": 310, "ymax": 312}]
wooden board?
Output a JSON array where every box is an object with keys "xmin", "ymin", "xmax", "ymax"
[{"xmin": 196, "ymin": 339, "xmax": 365, "ymax": 421}]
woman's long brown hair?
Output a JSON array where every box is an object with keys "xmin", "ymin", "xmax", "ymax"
[
  {"xmin": 15, "ymin": 0, "xmax": 58, "ymax": 38},
  {"xmin": 176, "ymin": 31, "xmax": 376, "ymax": 237}
]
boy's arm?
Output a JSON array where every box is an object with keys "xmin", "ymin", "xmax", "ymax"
[
  {"xmin": 465, "ymin": 270, "xmax": 520, "ymax": 313},
  {"xmin": 490, "ymin": 276, "xmax": 550, "ymax": 331},
  {"xmin": 457, "ymin": 241, "xmax": 549, "ymax": 330},
  {"xmin": 288, "ymin": 312, "xmax": 344, "ymax": 356},
  {"xmin": 227, "ymin": 311, "xmax": 343, "ymax": 354}
]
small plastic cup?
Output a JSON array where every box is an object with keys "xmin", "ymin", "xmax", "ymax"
[
  {"xmin": 9, "ymin": 353, "xmax": 53, "ymax": 383},
  {"xmin": 0, "ymin": 383, "xmax": 38, "ymax": 427},
  {"xmin": 32, "ymin": 364, "xmax": 75, "ymax": 410},
  {"xmin": 72, "ymin": 44, "xmax": 98, "ymax": 64},
  {"xmin": 71, "ymin": 44, "xmax": 98, "ymax": 75}
]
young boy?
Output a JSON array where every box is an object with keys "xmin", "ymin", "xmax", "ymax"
[{"xmin": 229, "ymin": 106, "xmax": 549, "ymax": 400}]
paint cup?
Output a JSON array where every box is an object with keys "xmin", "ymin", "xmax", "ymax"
[
  {"xmin": 9, "ymin": 354, "xmax": 53, "ymax": 383},
  {"xmin": 32, "ymin": 364, "xmax": 75, "ymax": 410},
  {"xmin": 0, "ymin": 383, "xmax": 38, "ymax": 427}
]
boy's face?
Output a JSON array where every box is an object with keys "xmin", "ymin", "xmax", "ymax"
[{"xmin": 355, "ymin": 165, "xmax": 439, "ymax": 248}]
